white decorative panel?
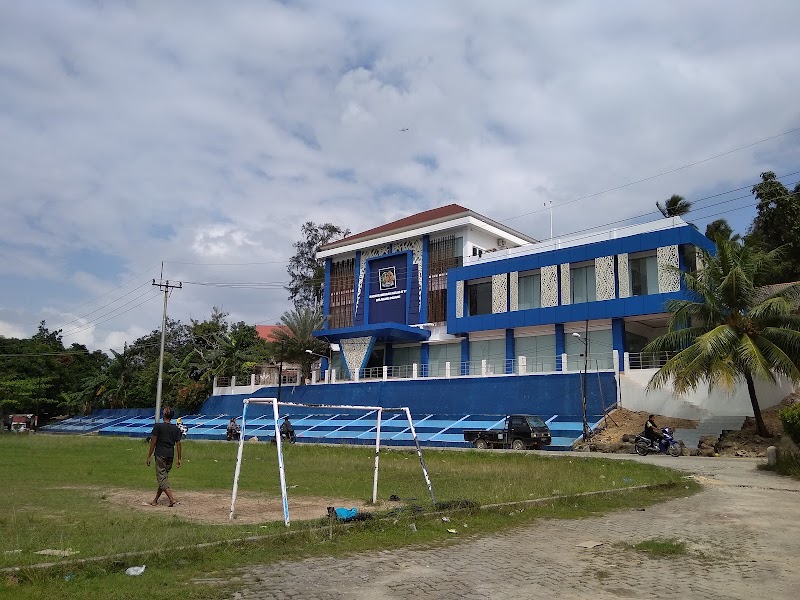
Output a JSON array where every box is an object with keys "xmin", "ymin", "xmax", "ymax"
[
  {"xmin": 340, "ymin": 336, "xmax": 373, "ymax": 376},
  {"xmin": 560, "ymin": 263, "xmax": 571, "ymax": 306},
  {"xmin": 617, "ymin": 253, "xmax": 630, "ymax": 299},
  {"xmin": 657, "ymin": 245, "xmax": 681, "ymax": 292},
  {"xmin": 392, "ymin": 237, "xmax": 423, "ymax": 308},
  {"xmin": 492, "ymin": 274, "xmax": 508, "ymax": 314},
  {"xmin": 509, "ymin": 272, "xmax": 519, "ymax": 312},
  {"xmin": 595, "ymin": 256, "xmax": 615, "ymax": 301},
  {"xmin": 455, "ymin": 280, "xmax": 464, "ymax": 318},
  {"xmin": 541, "ymin": 265, "xmax": 559, "ymax": 307},
  {"xmin": 356, "ymin": 245, "xmax": 390, "ymax": 309}
]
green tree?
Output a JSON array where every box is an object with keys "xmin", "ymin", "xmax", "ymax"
[
  {"xmin": 656, "ymin": 194, "xmax": 692, "ymax": 218},
  {"xmin": 645, "ymin": 240, "xmax": 800, "ymax": 437},
  {"xmin": 287, "ymin": 222, "xmax": 350, "ymax": 309},
  {"xmin": 704, "ymin": 218, "xmax": 739, "ymax": 243},
  {"xmin": 746, "ymin": 171, "xmax": 800, "ymax": 282},
  {"xmin": 270, "ymin": 307, "xmax": 329, "ymax": 383}
]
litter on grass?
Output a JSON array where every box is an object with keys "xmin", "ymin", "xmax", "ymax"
[
  {"xmin": 125, "ymin": 565, "xmax": 146, "ymax": 576},
  {"xmin": 576, "ymin": 541, "xmax": 603, "ymax": 549}
]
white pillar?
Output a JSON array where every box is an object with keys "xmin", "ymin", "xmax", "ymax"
[
  {"xmin": 412, "ymin": 363, "xmax": 418, "ymax": 379},
  {"xmin": 213, "ymin": 376, "xmax": 218, "ymax": 394},
  {"xmin": 623, "ymin": 351, "xmax": 631, "ymax": 371},
  {"xmin": 231, "ymin": 375, "xmax": 236, "ymax": 387},
  {"xmin": 481, "ymin": 359, "xmax": 487, "ymax": 376},
  {"xmin": 561, "ymin": 353, "xmax": 568, "ymax": 371},
  {"xmin": 383, "ymin": 365, "xmax": 388, "ymax": 381},
  {"xmin": 354, "ymin": 368, "xmax": 360, "ymax": 382},
  {"xmin": 331, "ymin": 369, "xmax": 337, "ymax": 383},
  {"xmin": 324, "ymin": 369, "xmax": 330, "ymax": 383},
  {"xmin": 311, "ymin": 371, "xmax": 318, "ymax": 384},
  {"xmin": 518, "ymin": 356, "xmax": 526, "ymax": 375},
  {"xmin": 445, "ymin": 361, "xmax": 451, "ymax": 378},
  {"xmin": 296, "ymin": 371, "xmax": 301, "ymax": 385}
]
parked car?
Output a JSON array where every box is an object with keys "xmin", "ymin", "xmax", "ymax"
[{"xmin": 464, "ymin": 414, "xmax": 552, "ymax": 450}]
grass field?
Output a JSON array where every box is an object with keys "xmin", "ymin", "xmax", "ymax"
[{"xmin": 0, "ymin": 433, "xmax": 698, "ymax": 599}]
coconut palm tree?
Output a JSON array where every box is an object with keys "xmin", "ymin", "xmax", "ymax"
[
  {"xmin": 704, "ymin": 218, "xmax": 740, "ymax": 243},
  {"xmin": 645, "ymin": 240, "xmax": 800, "ymax": 437},
  {"xmin": 656, "ymin": 194, "xmax": 693, "ymax": 218},
  {"xmin": 270, "ymin": 307, "xmax": 329, "ymax": 383}
]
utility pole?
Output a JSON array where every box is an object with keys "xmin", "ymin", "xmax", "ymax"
[{"xmin": 152, "ymin": 276, "xmax": 182, "ymax": 423}]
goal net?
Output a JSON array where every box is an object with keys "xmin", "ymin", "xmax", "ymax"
[{"xmin": 229, "ymin": 398, "xmax": 436, "ymax": 526}]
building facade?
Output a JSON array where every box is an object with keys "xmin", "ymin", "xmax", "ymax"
[{"xmin": 315, "ymin": 204, "xmax": 715, "ymax": 382}]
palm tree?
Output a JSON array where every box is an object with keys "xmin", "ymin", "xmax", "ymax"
[
  {"xmin": 656, "ymin": 194, "xmax": 693, "ymax": 218},
  {"xmin": 704, "ymin": 218, "xmax": 740, "ymax": 243},
  {"xmin": 645, "ymin": 240, "xmax": 800, "ymax": 437},
  {"xmin": 271, "ymin": 307, "xmax": 329, "ymax": 383}
]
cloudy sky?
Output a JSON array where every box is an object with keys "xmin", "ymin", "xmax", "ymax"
[{"xmin": 2, "ymin": 0, "xmax": 800, "ymax": 351}]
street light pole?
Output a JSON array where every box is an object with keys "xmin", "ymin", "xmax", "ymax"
[{"xmin": 573, "ymin": 329, "xmax": 590, "ymax": 441}]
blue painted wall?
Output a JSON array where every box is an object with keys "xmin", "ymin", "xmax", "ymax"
[{"xmin": 201, "ymin": 372, "xmax": 616, "ymax": 420}]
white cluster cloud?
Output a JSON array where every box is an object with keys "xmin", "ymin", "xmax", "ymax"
[{"xmin": 1, "ymin": 1, "xmax": 800, "ymax": 351}]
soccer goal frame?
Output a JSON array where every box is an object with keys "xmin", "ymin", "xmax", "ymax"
[{"xmin": 229, "ymin": 398, "xmax": 436, "ymax": 527}]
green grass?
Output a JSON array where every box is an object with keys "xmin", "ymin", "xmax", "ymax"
[
  {"xmin": 759, "ymin": 448, "xmax": 800, "ymax": 479},
  {"xmin": 0, "ymin": 434, "xmax": 698, "ymax": 599},
  {"xmin": 630, "ymin": 538, "xmax": 687, "ymax": 556}
]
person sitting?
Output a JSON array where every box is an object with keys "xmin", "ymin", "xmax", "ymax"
[
  {"xmin": 644, "ymin": 414, "xmax": 665, "ymax": 450},
  {"xmin": 279, "ymin": 416, "xmax": 296, "ymax": 443},
  {"xmin": 226, "ymin": 417, "xmax": 240, "ymax": 441}
]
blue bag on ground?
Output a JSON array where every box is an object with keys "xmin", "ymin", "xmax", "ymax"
[{"xmin": 334, "ymin": 507, "xmax": 359, "ymax": 521}]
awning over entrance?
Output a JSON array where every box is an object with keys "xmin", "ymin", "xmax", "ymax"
[{"xmin": 314, "ymin": 323, "xmax": 431, "ymax": 344}]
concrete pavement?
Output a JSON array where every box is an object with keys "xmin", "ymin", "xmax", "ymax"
[{"xmin": 228, "ymin": 454, "xmax": 800, "ymax": 599}]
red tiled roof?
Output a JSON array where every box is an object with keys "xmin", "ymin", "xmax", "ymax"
[
  {"xmin": 256, "ymin": 325, "xmax": 284, "ymax": 342},
  {"xmin": 320, "ymin": 204, "xmax": 470, "ymax": 250}
]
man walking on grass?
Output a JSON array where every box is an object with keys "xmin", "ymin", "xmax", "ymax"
[{"xmin": 146, "ymin": 406, "xmax": 183, "ymax": 506}]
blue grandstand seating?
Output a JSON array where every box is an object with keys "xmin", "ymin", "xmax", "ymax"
[{"xmin": 43, "ymin": 410, "xmax": 603, "ymax": 450}]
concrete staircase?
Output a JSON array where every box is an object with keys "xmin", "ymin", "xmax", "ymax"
[{"xmin": 674, "ymin": 415, "xmax": 747, "ymax": 449}]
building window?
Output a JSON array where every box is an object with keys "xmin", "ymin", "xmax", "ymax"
[
  {"xmin": 629, "ymin": 254, "xmax": 659, "ymax": 296},
  {"xmin": 518, "ymin": 272, "xmax": 541, "ymax": 310},
  {"xmin": 469, "ymin": 338, "xmax": 506, "ymax": 374},
  {"xmin": 329, "ymin": 258, "xmax": 355, "ymax": 328},
  {"xmin": 467, "ymin": 280, "xmax": 492, "ymax": 316},
  {"xmin": 571, "ymin": 265, "xmax": 596, "ymax": 304},
  {"xmin": 515, "ymin": 334, "xmax": 556, "ymax": 372},
  {"xmin": 427, "ymin": 235, "xmax": 462, "ymax": 323},
  {"xmin": 428, "ymin": 343, "xmax": 461, "ymax": 377}
]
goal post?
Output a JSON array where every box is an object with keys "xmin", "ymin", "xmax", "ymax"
[{"xmin": 228, "ymin": 398, "xmax": 436, "ymax": 526}]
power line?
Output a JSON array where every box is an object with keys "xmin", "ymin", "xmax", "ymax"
[
  {"xmin": 505, "ymin": 127, "xmax": 800, "ymax": 222},
  {"xmin": 52, "ymin": 281, "xmax": 154, "ymax": 331},
  {"xmin": 59, "ymin": 291, "xmax": 163, "ymax": 339}
]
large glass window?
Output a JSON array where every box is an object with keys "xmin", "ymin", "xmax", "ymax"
[
  {"xmin": 392, "ymin": 346, "xmax": 421, "ymax": 373},
  {"xmin": 571, "ymin": 265, "xmax": 596, "ymax": 303},
  {"xmin": 469, "ymin": 338, "xmax": 506, "ymax": 374},
  {"xmin": 515, "ymin": 334, "xmax": 556, "ymax": 372},
  {"xmin": 518, "ymin": 272, "xmax": 541, "ymax": 310},
  {"xmin": 565, "ymin": 329, "xmax": 613, "ymax": 370},
  {"xmin": 467, "ymin": 280, "xmax": 492, "ymax": 316},
  {"xmin": 428, "ymin": 343, "xmax": 462, "ymax": 377},
  {"xmin": 629, "ymin": 254, "xmax": 659, "ymax": 296}
]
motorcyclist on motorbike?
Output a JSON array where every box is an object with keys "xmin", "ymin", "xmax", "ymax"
[
  {"xmin": 280, "ymin": 416, "xmax": 296, "ymax": 444},
  {"xmin": 226, "ymin": 417, "xmax": 241, "ymax": 441},
  {"xmin": 644, "ymin": 415, "xmax": 667, "ymax": 452}
]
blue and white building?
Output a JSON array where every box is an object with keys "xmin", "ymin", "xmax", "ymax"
[{"xmin": 315, "ymin": 204, "xmax": 714, "ymax": 385}]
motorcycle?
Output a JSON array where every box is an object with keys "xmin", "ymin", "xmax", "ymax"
[
  {"xmin": 226, "ymin": 427, "xmax": 241, "ymax": 442},
  {"xmin": 634, "ymin": 427, "xmax": 683, "ymax": 456}
]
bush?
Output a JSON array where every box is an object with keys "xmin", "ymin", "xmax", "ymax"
[{"xmin": 779, "ymin": 403, "xmax": 800, "ymax": 445}]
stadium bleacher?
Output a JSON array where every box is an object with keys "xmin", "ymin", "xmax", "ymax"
[{"xmin": 42, "ymin": 410, "xmax": 602, "ymax": 450}]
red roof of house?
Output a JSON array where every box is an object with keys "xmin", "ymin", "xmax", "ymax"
[
  {"xmin": 256, "ymin": 325, "xmax": 282, "ymax": 342},
  {"xmin": 320, "ymin": 204, "xmax": 470, "ymax": 250}
]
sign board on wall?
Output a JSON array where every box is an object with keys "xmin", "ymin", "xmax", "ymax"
[{"xmin": 368, "ymin": 253, "xmax": 408, "ymax": 324}]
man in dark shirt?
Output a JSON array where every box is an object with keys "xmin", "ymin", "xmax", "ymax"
[
  {"xmin": 146, "ymin": 406, "xmax": 183, "ymax": 506},
  {"xmin": 280, "ymin": 416, "xmax": 295, "ymax": 443},
  {"xmin": 644, "ymin": 415, "xmax": 664, "ymax": 445}
]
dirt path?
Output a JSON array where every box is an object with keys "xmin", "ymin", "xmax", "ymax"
[{"xmin": 230, "ymin": 455, "xmax": 800, "ymax": 599}]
